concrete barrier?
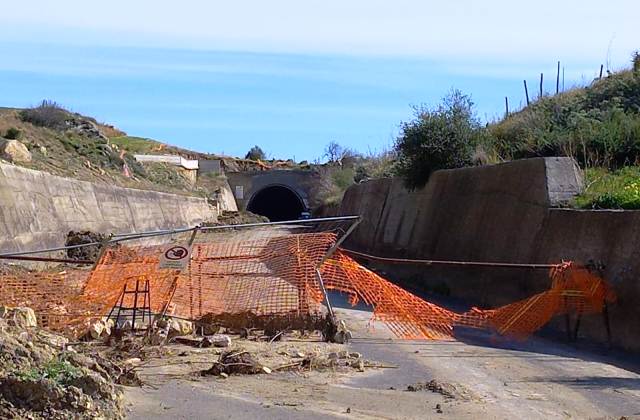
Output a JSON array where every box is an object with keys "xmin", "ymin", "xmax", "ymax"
[
  {"xmin": 0, "ymin": 163, "xmax": 216, "ymax": 253},
  {"xmin": 339, "ymin": 157, "xmax": 640, "ymax": 352}
]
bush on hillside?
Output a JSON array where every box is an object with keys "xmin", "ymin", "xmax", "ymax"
[
  {"xmin": 245, "ymin": 145, "xmax": 266, "ymax": 161},
  {"xmin": 487, "ymin": 58, "xmax": 640, "ymax": 170},
  {"xmin": 20, "ymin": 100, "xmax": 70, "ymax": 129},
  {"xmin": 3, "ymin": 127, "xmax": 22, "ymax": 140},
  {"xmin": 394, "ymin": 89, "xmax": 485, "ymax": 189}
]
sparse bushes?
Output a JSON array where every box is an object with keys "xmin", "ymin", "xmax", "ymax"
[
  {"xmin": 245, "ymin": 145, "xmax": 266, "ymax": 161},
  {"xmin": 487, "ymin": 63, "xmax": 640, "ymax": 170},
  {"xmin": 394, "ymin": 90, "xmax": 485, "ymax": 189},
  {"xmin": 323, "ymin": 141, "xmax": 357, "ymax": 165},
  {"xmin": 575, "ymin": 166, "xmax": 640, "ymax": 209},
  {"xmin": 20, "ymin": 100, "xmax": 70, "ymax": 129}
]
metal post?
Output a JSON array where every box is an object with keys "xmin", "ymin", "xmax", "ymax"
[
  {"xmin": 160, "ymin": 226, "xmax": 200, "ymax": 320},
  {"xmin": 132, "ymin": 280, "xmax": 139, "ymax": 330},
  {"xmin": 315, "ymin": 268, "xmax": 334, "ymax": 319},
  {"xmin": 556, "ymin": 61, "xmax": 560, "ymax": 94},
  {"xmin": 539, "ymin": 73, "xmax": 544, "ymax": 99},
  {"xmin": 318, "ymin": 218, "xmax": 361, "ymax": 266}
]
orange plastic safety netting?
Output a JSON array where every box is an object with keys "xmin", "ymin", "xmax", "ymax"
[{"xmin": 0, "ymin": 227, "xmax": 616, "ymax": 340}]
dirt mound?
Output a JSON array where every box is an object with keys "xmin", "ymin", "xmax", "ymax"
[
  {"xmin": 65, "ymin": 231, "xmax": 106, "ymax": 261},
  {"xmin": 0, "ymin": 313, "xmax": 124, "ymax": 419},
  {"xmin": 206, "ymin": 210, "xmax": 269, "ymax": 226},
  {"xmin": 406, "ymin": 379, "xmax": 474, "ymax": 401}
]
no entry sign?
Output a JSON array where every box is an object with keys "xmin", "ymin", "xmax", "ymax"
[{"xmin": 158, "ymin": 244, "xmax": 192, "ymax": 270}]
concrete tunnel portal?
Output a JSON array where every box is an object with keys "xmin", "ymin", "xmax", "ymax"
[{"xmin": 246, "ymin": 184, "xmax": 307, "ymax": 222}]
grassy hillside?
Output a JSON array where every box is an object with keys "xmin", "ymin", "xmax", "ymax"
[
  {"xmin": 0, "ymin": 104, "xmax": 208, "ymax": 196},
  {"xmin": 485, "ymin": 55, "xmax": 640, "ymax": 208}
]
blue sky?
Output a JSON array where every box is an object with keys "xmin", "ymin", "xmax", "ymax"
[{"xmin": 0, "ymin": 1, "xmax": 638, "ymax": 161}]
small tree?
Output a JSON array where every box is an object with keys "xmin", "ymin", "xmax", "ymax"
[
  {"xmin": 324, "ymin": 141, "xmax": 358, "ymax": 165},
  {"xmin": 394, "ymin": 90, "xmax": 482, "ymax": 189},
  {"xmin": 245, "ymin": 145, "xmax": 266, "ymax": 161}
]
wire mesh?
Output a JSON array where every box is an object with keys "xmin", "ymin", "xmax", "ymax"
[{"xmin": 0, "ymin": 218, "xmax": 616, "ymax": 340}]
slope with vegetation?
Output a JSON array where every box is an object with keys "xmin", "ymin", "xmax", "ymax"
[
  {"xmin": 0, "ymin": 101, "xmax": 206, "ymax": 196},
  {"xmin": 387, "ymin": 52, "xmax": 640, "ymax": 209}
]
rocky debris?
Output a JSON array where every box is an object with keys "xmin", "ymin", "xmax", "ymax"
[
  {"xmin": 205, "ymin": 210, "xmax": 269, "ymax": 226},
  {"xmin": 0, "ymin": 314, "xmax": 124, "ymax": 419},
  {"xmin": 202, "ymin": 334, "xmax": 232, "ymax": 348},
  {"xmin": 201, "ymin": 350, "xmax": 270, "ymax": 376},
  {"xmin": 0, "ymin": 306, "xmax": 38, "ymax": 329},
  {"xmin": 172, "ymin": 334, "xmax": 231, "ymax": 348},
  {"xmin": 406, "ymin": 380, "xmax": 460, "ymax": 400},
  {"xmin": 169, "ymin": 319, "xmax": 194, "ymax": 337},
  {"xmin": 87, "ymin": 318, "xmax": 114, "ymax": 340},
  {"xmin": 64, "ymin": 118, "xmax": 109, "ymax": 141},
  {"xmin": 332, "ymin": 320, "xmax": 353, "ymax": 344},
  {"xmin": 0, "ymin": 139, "xmax": 32, "ymax": 163},
  {"xmin": 65, "ymin": 230, "xmax": 106, "ymax": 261}
]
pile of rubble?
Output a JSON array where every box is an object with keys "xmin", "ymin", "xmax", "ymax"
[{"xmin": 0, "ymin": 306, "xmax": 124, "ymax": 419}]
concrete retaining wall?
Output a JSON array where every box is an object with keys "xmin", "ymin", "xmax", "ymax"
[
  {"xmin": 339, "ymin": 157, "xmax": 640, "ymax": 352},
  {"xmin": 0, "ymin": 163, "xmax": 216, "ymax": 253}
]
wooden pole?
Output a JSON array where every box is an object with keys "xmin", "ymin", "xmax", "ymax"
[
  {"xmin": 539, "ymin": 73, "xmax": 544, "ymax": 99},
  {"xmin": 524, "ymin": 80, "xmax": 530, "ymax": 106},
  {"xmin": 556, "ymin": 61, "xmax": 560, "ymax": 94},
  {"xmin": 504, "ymin": 96, "xmax": 509, "ymax": 117},
  {"xmin": 599, "ymin": 64, "xmax": 604, "ymax": 79}
]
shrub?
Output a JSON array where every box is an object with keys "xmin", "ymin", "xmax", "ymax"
[
  {"xmin": 245, "ymin": 145, "xmax": 266, "ymax": 161},
  {"xmin": 4, "ymin": 127, "xmax": 22, "ymax": 140},
  {"xmin": 575, "ymin": 166, "xmax": 640, "ymax": 209},
  {"xmin": 487, "ymin": 57, "xmax": 640, "ymax": 170},
  {"xmin": 20, "ymin": 100, "xmax": 70, "ymax": 129},
  {"xmin": 394, "ymin": 89, "xmax": 483, "ymax": 189}
]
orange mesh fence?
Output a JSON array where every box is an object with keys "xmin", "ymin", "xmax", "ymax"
[
  {"xmin": 0, "ymin": 223, "xmax": 616, "ymax": 340},
  {"xmin": 0, "ymin": 269, "xmax": 90, "ymax": 331}
]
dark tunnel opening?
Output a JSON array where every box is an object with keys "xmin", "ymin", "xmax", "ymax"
[{"xmin": 246, "ymin": 185, "xmax": 306, "ymax": 222}]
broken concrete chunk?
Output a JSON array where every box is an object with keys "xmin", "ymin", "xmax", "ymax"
[
  {"xmin": 88, "ymin": 321, "xmax": 104, "ymax": 339},
  {"xmin": 169, "ymin": 319, "xmax": 193, "ymax": 336},
  {"xmin": 202, "ymin": 334, "xmax": 231, "ymax": 348},
  {"xmin": 7, "ymin": 307, "xmax": 38, "ymax": 329}
]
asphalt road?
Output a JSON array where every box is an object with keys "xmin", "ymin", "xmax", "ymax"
[{"xmin": 125, "ymin": 305, "xmax": 640, "ymax": 419}]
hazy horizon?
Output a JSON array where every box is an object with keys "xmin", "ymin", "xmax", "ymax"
[{"xmin": 1, "ymin": 0, "xmax": 638, "ymax": 160}]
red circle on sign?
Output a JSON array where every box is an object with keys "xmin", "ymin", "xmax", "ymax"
[{"xmin": 165, "ymin": 246, "xmax": 189, "ymax": 260}]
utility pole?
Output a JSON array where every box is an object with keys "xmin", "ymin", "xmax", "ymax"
[{"xmin": 524, "ymin": 80, "xmax": 530, "ymax": 106}]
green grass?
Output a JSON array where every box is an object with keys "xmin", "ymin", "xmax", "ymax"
[
  {"xmin": 575, "ymin": 166, "xmax": 640, "ymax": 209},
  {"xmin": 109, "ymin": 136, "xmax": 165, "ymax": 154},
  {"xmin": 16, "ymin": 358, "xmax": 83, "ymax": 386}
]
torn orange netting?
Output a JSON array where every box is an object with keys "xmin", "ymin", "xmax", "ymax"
[{"xmin": 0, "ymin": 231, "xmax": 615, "ymax": 340}]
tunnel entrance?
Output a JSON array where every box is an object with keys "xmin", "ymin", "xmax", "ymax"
[{"xmin": 246, "ymin": 185, "xmax": 306, "ymax": 222}]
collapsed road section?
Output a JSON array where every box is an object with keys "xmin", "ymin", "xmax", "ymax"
[{"xmin": 0, "ymin": 216, "xmax": 630, "ymax": 419}]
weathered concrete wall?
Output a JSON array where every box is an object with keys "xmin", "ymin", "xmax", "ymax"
[
  {"xmin": 340, "ymin": 157, "xmax": 640, "ymax": 352},
  {"xmin": 0, "ymin": 163, "xmax": 216, "ymax": 253}
]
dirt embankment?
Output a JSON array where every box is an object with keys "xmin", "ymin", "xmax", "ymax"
[{"xmin": 0, "ymin": 307, "xmax": 124, "ymax": 419}]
